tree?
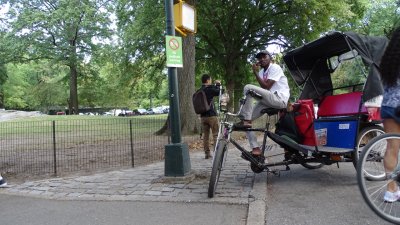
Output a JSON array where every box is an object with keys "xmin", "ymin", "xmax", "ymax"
[
  {"xmin": 196, "ymin": 0, "xmax": 367, "ymax": 110},
  {"xmin": 357, "ymin": 0, "xmax": 400, "ymax": 36},
  {"xmin": 0, "ymin": 64, "xmax": 7, "ymax": 108},
  {"xmin": 3, "ymin": 63, "xmax": 31, "ymax": 109},
  {"xmin": 116, "ymin": 0, "xmax": 200, "ymax": 135},
  {"xmin": 0, "ymin": 32, "xmax": 10, "ymax": 108},
  {"xmin": 1, "ymin": 0, "xmax": 114, "ymax": 114}
]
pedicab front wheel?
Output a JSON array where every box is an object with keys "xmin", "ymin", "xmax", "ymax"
[{"xmin": 208, "ymin": 140, "xmax": 228, "ymax": 198}]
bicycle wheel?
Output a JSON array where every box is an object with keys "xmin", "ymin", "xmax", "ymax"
[
  {"xmin": 353, "ymin": 125, "xmax": 384, "ymax": 168},
  {"xmin": 208, "ymin": 139, "xmax": 228, "ymax": 198},
  {"xmin": 357, "ymin": 133, "xmax": 400, "ymax": 224},
  {"xmin": 301, "ymin": 162, "xmax": 324, "ymax": 169}
]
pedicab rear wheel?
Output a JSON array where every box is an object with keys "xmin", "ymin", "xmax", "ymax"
[
  {"xmin": 353, "ymin": 125, "xmax": 384, "ymax": 168},
  {"xmin": 301, "ymin": 162, "xmax": 324, "ymax": 169}
]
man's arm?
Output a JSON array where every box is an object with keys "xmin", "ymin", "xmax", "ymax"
[
  {"xmin": 252, "ymin": 63, "xmax": 275, "ymax": 90},
  {"xmin": 206, "ymin": 84, "xmax": 222, "ymax": 97}
]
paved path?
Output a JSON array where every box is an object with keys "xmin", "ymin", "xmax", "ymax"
[
  {"xmin": 0, "ymin": 147, "xmax": 268, "ymax": 225},
  {"xmin": 0, "ymin": 194, "xmax": 248, "ymax": 225}
]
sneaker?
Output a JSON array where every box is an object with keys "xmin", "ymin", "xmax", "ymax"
[
  {"xmin": 0, "ymin": 177, "xmax": 7, "ymax": 188},
  {"xmin": 251, "ymin": 147, "xmax": 262, "ymax": 156},
  {"xmin": 383, "ymin": 190, "xmax": 400, "ymax": 203}
]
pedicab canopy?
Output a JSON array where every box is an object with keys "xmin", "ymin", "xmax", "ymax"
[{"xmin": 283, "ymin": 31, "xmax": 388, "ymax": 103}]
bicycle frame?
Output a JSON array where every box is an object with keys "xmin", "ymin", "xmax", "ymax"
[{"xmin": 213, "ymin": 93, "xmax": 278, "ymax": 170}]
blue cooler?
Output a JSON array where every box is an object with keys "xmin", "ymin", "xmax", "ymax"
[{"xmin": 313, "ymin": 118, "xmax": 358, "ymax": 149}]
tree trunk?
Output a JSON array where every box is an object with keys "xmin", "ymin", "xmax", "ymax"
[
  {"xmin": 69, "ymin": 64, "xmax": 78, "ymax": 115},
  {"xmin": 178, "ymin": 34, "xmax": 200, "ymax": 135},
  {"xmin": 156, "ymin": 0, "xmax": 200, "ymax": 136},
  {"xmin": 0, "ymin": 88, "xmax": 4, "ymax": 108},
  {"xmin": 155, "ymin": 34, "xmax": 200, "ymax": 136},
  {"xmin": 68, "ymin": 42, "xmax": 79, "ymax": 115},
  {"xmin": 224, "ymin": 56, "xmax": 247, "ymax": 112}
]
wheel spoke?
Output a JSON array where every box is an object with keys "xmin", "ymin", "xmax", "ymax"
[{"xmin": 357, "ymin": 134, "xmax": 400, "ymax": 224}]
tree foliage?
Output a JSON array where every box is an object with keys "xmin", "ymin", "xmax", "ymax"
[
  {"xmin": 0, "ymin": 0, "xmax": 399, "ymax": 129},
  {"xmin": 196, "ymin": 0, "xmax": 367, "ymax": 106},
  {"xmin": 357, "ymin": 0, "xmax": 400, "ymax": 36},
  {"xmin": 1, "ymin": 0, "xmax": 114, "ymax": 113}
]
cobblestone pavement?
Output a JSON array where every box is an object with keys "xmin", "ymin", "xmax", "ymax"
[{"xmin": 0, "ymin": 148, "xmax": 259, "ymax": 205}]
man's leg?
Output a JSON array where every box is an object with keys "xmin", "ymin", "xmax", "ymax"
[
  {"xmin": 383, "ymin": 119, "xmax": 400, "ymax": 193},
  {"xmin": 245, "ymin": 85, "xmax": 286, "ymax": 109},
  {"xmin": 245, "ymin": 102, "xmax": 268, "ymax": 155},
  {"xmin": 210, "ymin": 116, "xmax": 219, "ymax": 153},
  {"xmin": 240, "ymin": 84, "xmax": 285, "ymax": 119},
  {"xmin": 202, "ymin": 117, "xmax": 212, "ymax": 159},
  {"xmin": 241, "ymin": 85, "xmax": 286, "ymax": 155},
  {"xmin": 240, "ymin": 84, "xmax": 257, "ymax": 120}
]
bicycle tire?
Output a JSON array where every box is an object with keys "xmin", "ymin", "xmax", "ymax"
[
  {"xmin": 301, "ymin": 162, "xmax": 324, "ymax": 169},
  {"xmin": 208, "ymin": 140, "xmax": 228, "ymax": 198},
  {"xmin": 352, "ymin": 125, "xmax": 384, "ymax": 168},
  {"xmin": 357, "ymin": 133, "xmax": 400, "ymax": 224}
]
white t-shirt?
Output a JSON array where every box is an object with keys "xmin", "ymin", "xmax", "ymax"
[{"xmin": 258, "ymin": 63, "xmax": 290, "ymax": 104}]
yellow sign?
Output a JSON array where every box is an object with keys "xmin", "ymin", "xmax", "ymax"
[{"xmin": 173, "ymin": 1, "xmax": 197, "ymax": 36}]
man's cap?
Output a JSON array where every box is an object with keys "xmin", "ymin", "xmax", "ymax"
[{"xmin": 255, "ymin": 50, "xmax": 272, "ymax": 59}]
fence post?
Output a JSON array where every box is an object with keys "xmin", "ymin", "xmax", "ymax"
[
  {"xmin": 52, "ymin": 120, "xmax": 57, "ymax": 176},
  {"xmin": 130, "ymin": 120, "xmax": 134, "ymax": 167}
]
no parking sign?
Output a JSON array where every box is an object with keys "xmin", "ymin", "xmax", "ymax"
[{"xmin": 166, "ymin": 35, "xmax": 183, "ymax": 68}]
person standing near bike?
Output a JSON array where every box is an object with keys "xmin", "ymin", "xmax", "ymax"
[
  {"xmin": 379, "ymin": 26, "xmax": 400, "ymax": 202},
  {"xmin": 198, "ymin": 74, "xmax": 221, "ymax": 159},
  {"xmin": 236, "ymin": 50, "xmax": 290, "ymax": 156}
]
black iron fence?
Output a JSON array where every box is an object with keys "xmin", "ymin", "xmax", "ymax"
[{"xmin": 0, "ymin": 116, "xmax": 200, "ymax": 179}]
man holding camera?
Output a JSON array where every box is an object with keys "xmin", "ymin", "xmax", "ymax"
[
  {"xmin": 199, "ymin": 74, "xmax": 221, "ymax": 159},
  {"xmin": 236, "ymin": 50, "xmax": 290, "ymax": 156}
]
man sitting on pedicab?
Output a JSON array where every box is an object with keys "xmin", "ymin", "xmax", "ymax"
[{"xmin": 235, "ymin": 50, "xmax": 290, "ymax": 156}]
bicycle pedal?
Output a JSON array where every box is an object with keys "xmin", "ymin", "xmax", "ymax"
[
  {"xmin": 269, "ymin": 170, "xmax": 280, "ymax": 176},
  {"xmin": 255, "ymin": 155, "xmax": 265, "ymax": 163}
]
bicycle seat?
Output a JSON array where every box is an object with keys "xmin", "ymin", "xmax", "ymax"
[{"xmin": 260, "ymin": 108, "xmax": 282, "ymax": 116}]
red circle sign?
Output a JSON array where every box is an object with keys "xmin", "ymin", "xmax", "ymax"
[{"xmin": 169, "ymin": 38, "xmax": 179, "ymax": 50}]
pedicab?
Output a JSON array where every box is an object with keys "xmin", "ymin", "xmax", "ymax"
[{"xmin": 208, "ymin": 31, "xmax": 388, "ymax": 198}]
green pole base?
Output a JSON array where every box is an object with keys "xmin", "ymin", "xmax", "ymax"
[{"xmin": 164, "ymin": 142, "xmax": 191, "ymax": 177}]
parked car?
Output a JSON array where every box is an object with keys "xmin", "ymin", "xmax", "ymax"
[
  {"xmin": 118, "ymin": 110, "xmax": 134, "ymax": 117},
  {"xmin": 146, "ymin": 108, "xmax": 155, "ymax": 115},
  {"xmin": 133, "ymin": 108, "xmax": 148, "ymax": 115},
  {"xmin": 161, "ymin": 106, "xmax": 169, "ymax": 114},
  {"xmin": 152, "ymin": 107, "xmax": 164, "ymax": 114}
]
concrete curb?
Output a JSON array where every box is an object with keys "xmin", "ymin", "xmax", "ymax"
[{"xmin": 246, "ymin": 171, "xmax": 267, "ymax": 225}]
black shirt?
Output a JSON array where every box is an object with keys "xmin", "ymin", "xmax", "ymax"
[{"xmin": 200, "ymin": 84, "xmax": 221, "ymax": 117}]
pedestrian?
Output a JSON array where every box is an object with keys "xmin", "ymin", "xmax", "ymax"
[
  {"xmin": 379, "ymin": 26, "xmax": 400, "ymax": 202},
  {"xmin": 0, "ymin": 174, "xmax": 7, "ymax": 187},
  {"xmin": 198, "ymin": 74, "xmax": 221, "ymax": 159},
  {"xmin": 236, "ymin": 50, "xmax": 290, "ymax": 156}
]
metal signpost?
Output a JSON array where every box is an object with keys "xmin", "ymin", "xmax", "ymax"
[{"xmin": 163, "ymin": 0, "xmax": 195, "ymax": 177}]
